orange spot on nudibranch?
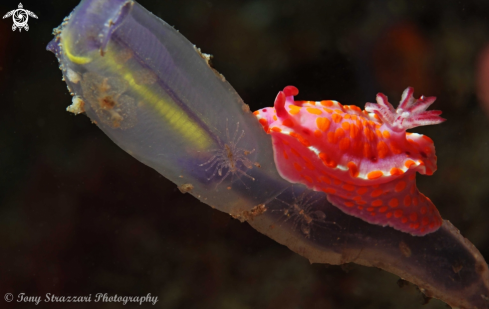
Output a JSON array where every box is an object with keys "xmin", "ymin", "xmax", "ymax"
[
  {"xmin": 293, "ymin": 162, "xmax": 302, "ymax": 172},
  {"xmin": 327, "ymin": 132, "xmax": 335, "ymax": 143},
  {"xmin": 371, "ymin": 189, "xmax": 383, "ymax": 198},
  {"xmin": 389, "ymin": 198, "xmax": 399, "ymax": 208},
  {"xmin": 357, "ymin": 187, "xmax": 368, "ymax": 195},
  {"xmin": 316, "ymin": 117, "xmax": 331, "ymax": 131},
  {"xmin": 363, "ymin": 143, "xmax": 372, "ymax": 159},
  {"xmin": 270, "ymin": 127, "xmax": 281, "ymax": 133},
  {"xmin": 390, "ymin": 167, "xmax": 404, "ymax": 176},
  {"xmin": 356, "ymin": 119, "xmax": 363, "ymax": 130},
  {"xmin": 349, "ymin": 105, "xmax": 362, "ymax": 113},
  {"xmin": 364, "ymin": 127, "xmax": 375, "ymax": 141},
  {"xmin": 339, "ymin": 137, "xmax": 350, "ymax": 151},
  {"xmin": 304, "ymin": 158, "xmax": 315, "ymax": 171},
  {"xmin": 341, "ymin": 122, "xmax": 350, "ymax": 130},
  {"xmin": 332, "ymin": 113, "xmax": 343, "ymax": 123},
  {"xmin": 253, "ymin": 111, "xmax": 260, "ymax": 116},
  {"xmin": 304, "ymin": 158, "xmax": 316, "ymax": 171},
  {"xmin": 347, "ymin": 162, "xmax": 359, "ymax": 178},
  {"xmin": 342, "ymin": 184, "xmax": 356, "ymax": 191},
  {"xmin": 394, "ymin": 210, "xmax": 403, "ymax": 218},
  {"xmin": 306, "ymin": 107, "xmax": 322, "ymax": 115},
  {"xmin": 422, "ymin": 216, "xmax": 430, "ymax": 225},
  {"xmin": 319, "ymin": 152, "xmax": 337, "ymax": 168},
  {"xmin": 405, "ymin": 160, "xmax": 416, "ymax": 169},
  {"xmin": 313, "ymin": 130, "xmax": 322, "ymax": 138},
  {"xmin": 290, "ymin": 148, "xmax": 301, "ymax": 157},
  {"xmin": 345, "ymin": 202, "xmax": 355, "ymax": 207},
  {"xmin": 404, "ymin": 195, "xmax": 412, "ymax": 207},
  {"xmin": 300, "ymin": 139, "xmax": 310, "ymax": 147},
  {"xmin": 382, "ymin": 130, "xmax": 390, "ymax": 138},
  {"xmin": 282, "ymin": 119, "xmax": 294, "ymax": 128},
  {"xmin": 335, "ymin": 128, "xmax": 345, "ymax": 141},
  {"xmin": 379, "ymin": 206, "xmax": 389, "ymax": 213},
  {"xmin": 320, "ymin": 100, "xmax": 334, "ymax": 107},
  {"xmin": 395, "ymin": 181, "xmax": 406, "ymax": 192},
  {"xmin": 320, "ymin": 176, "xmax": 331, "ymax": 184},
  {"xmin": 350, "ymin": 124, "xmax": 360, "ymax": 139},
  {"xmin": 389, "ymin": 142, "xmax": 402, "ymax": 154},
  {"xmin": 371, "ymin": 199, "xmax": 383, "ymax": 207},
  {"xmin": 322, "ymin": 188, "xmax": 336, "ymax": 194},
  {"xmin": 289, "ymin": 105, "xmax": 301, "ymax": 115},
  {"xmin": 413, "ymin": 197, "xmax": 419, "ymax": 206},
  {"xmin": 303, "ymin": 175, "xmax": 313, "ymax": 184},
  {"xmin": 377, "ymin": 141, "xmax": 389, "ymax": 159},
  {"xmin": 367, "ymin": 170, "xmax": 383, "ymax": 180},
  {"xmin": 410, "ymin": 222, "xmax": 420, "ymax": 229},
  {"xmin": 410, "ymin": 212, "xmax": 418, "ymax": 222},
  {"xmin": 290, "ymin": 132, "xmax": 310, "ymax": 147},
  {"xmin": 283, "ymin": 150, "xmax": 288, "ymax": 159}
]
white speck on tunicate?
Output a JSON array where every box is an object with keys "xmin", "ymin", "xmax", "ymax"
[{"xmin": 66, "ymin": 68, "xmax": 81, "ymax": 84}]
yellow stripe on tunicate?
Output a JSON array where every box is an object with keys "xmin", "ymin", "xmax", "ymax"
[
  {"xmin": 63, "ymin": 30, "xmax": 213, "ymax": 149},
  {"xmin": 104, "ymin": 44, "xmax": 212, "ymax": 149},
  {"xmin": 61, "ymin": 32, "xmax": 93, "ymax": 65}
]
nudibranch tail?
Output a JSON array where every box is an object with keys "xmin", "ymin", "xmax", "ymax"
[
  {"xmin": 255, "ymin": 86, "xmax": 444, "ymax": 236},
  {"xmin": 365, "ymin": 87, "xmax": 446, "ymax": 132}
]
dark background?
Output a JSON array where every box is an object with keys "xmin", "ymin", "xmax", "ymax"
[{"xmin": 1, "ymin": 0, "xmax": 489, "ymax": 308}]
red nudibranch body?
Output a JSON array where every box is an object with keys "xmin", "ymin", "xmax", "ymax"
[{"xmin": 254, "ymin": 86, "xmax": 446, "ymax": 236}]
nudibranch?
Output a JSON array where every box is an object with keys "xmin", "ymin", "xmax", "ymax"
[{"xmin": 254, "ymin": 86, "xmax": 445, "ymax": 236}]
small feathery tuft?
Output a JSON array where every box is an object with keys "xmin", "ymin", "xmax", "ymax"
[{"xmin": 365, "ymin": 87, "xmax": 445, "ymax": 132}]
